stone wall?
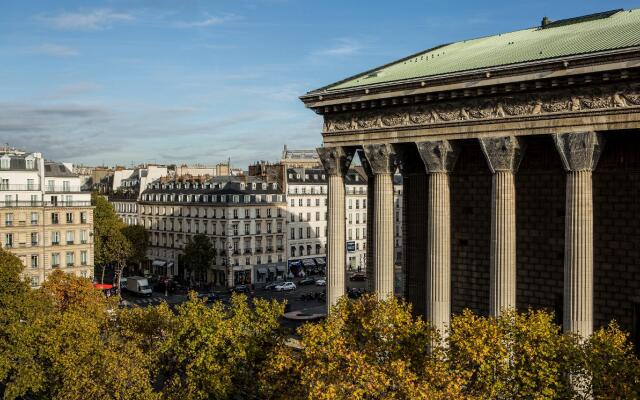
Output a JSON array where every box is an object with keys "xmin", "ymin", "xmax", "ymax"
[
  {"xmin": 593, "ymin": 131, "xmax": 640, "ymax": 332},
  {"xmin": 451, "ymin": 140, "xmax": 491, "ymax": 316}
]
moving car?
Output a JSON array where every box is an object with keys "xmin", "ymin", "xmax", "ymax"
[
  {"xmin": 349, "ymin": 273, "xmax": 367, "ymax": 282},
  {"xmin": 263, "ymin": 281, "xmax": 279, "ymax": 291},
  {"xmin": 232, "ymin": 284, "xmax": 250, "ymax": 294},
  {"xmin": 126, "ymin": 276, "xmax": 152, "ymax": 297},
  {"xmin": 275, "ymin": 282, "xmax": 296, "ymax": 292},
  {"xmin": 298, "ymin": 277, "xmax": 315, "ymax": 286},
  {"xmin": 315, "ymin": 278, "xmax": 327, "ymax": 286}
]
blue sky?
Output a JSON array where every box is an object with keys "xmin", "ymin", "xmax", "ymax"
[{"xmin": 1, "ymin": 0, "xmax": 639, "ymax": 168}]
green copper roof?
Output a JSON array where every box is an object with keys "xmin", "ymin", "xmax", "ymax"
[{"xmin": 323, "ymin": 9, "xmax": 640, "ymax": 92}]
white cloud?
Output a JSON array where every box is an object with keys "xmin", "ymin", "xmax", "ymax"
[
  {"xmin": 33, "ymin": 44, "xmax": 78, "ymax": 57},
  {"xmin": 312, "ymin": 38, "xmax": 364, "ymax": 57},
  {"xmin": 38, "ymin": 9, "xmax": 134, "ymax": 30},
  {"xmin": 173, "ymin": 14, "xmax": 237, "ymax": 28}
]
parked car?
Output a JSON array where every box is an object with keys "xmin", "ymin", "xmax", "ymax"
[
  {"xmin": 349, "ymin": 273, "xmax": 367, "ymax": 282},
  {"xmin": 263, "ymin": 281, "xmax": 280, "ymax": 291},
  {"xmin": 197, "ymin": 292, "xmax": 220, "ymax": 303},
  {"xmin": 298, "ymin": 277, "xmax": 315, "ymax": 286},
  {"xmin": 232, "ymin": 284, "xmax": 250, "ymax": 294},
  {"xmin": 275, "ymin": 282, "xmax": 296, "ymax": 292},
  {"xmin": 315, "ymin": 278, "xmax": 327, "ymax": 286}
]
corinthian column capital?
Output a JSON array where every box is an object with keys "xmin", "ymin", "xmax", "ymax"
[
  {"xmin": 479, "ymin": 136, "xmax": 526, "ymax": 173},
  {"xmin": 362, "ymin": 144, "xmax": 398, "ymax": 175},
  {"xmin": 416, "ymin": 140, "xmax": 459, "ymax": 174},
  {"xmin": 554, "ymin": 132, "xmax": 605, "ymax": 172},
  {"xmin": 317, "ymin": 146, "xmax": 354, "ymax": 176}
]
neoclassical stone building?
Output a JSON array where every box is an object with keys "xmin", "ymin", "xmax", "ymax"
[{"xmin": 302, "ymin": 9, "xmax": 640, "ymax": 344}]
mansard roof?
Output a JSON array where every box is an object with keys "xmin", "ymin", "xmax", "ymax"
[{"xmin": 306, "ymin": 9, "xmax": 640, "ymax": 95}]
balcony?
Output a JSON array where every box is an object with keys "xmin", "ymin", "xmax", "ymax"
[
  {"xmin": 266, "ymin": 247, "xmax": 273, "ymax": 252},
  {"xmin": 0, "ymin": 201, "xmax": 91, "ymax": 208},
  {"xmin": 244, "ymin": 249, "xmax": 252, "ymax": 255},
  {"xmin": 66, "ymin": 241, "xmax": 74, "ymax": 245},
  {"xmin": 45, "ymin": 185, "xmax": 83, "ymax": 193},
  {"xmin": 66, "ymin": 263, "xmax": 74, "ymax": 267},
  {"xmin": 255, "ymin": 248, "xmax": 263, "ymax": 254},
  {"xmin": 0, "ymin": 184, "xmax": 41, "ymax": 191},
  {"xmin": 51, "ymin": 242, "xmax": 60, "ymax": 246},
  {"xmin": 52, "ymin": 264, "xmax": 60, "ymax": 268}
]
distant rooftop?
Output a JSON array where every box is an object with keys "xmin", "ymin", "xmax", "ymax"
[{"xmin": 309, "ymin": 9, "xmax": 640, "ymax": 93}]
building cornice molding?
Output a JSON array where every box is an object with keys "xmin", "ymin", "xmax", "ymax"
[{"xmin": 321, "ymin": 80, "xmax": 640, "ymax": 135}]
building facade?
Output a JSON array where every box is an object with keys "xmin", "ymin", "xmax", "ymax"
[
  {"xmin": 303, "ymin": 9, "xmax": 640, "ymax": 346},
  {"xmin": 286, "ymin": 166, "xmax": 401, "ymax": 276},
  {"xmin": 138, "ymin": 177, "xmax": 287, "ymax": 287},
  {"xmin": 0, "ymin": 146, "xmax": 94, "ymax": 287}
]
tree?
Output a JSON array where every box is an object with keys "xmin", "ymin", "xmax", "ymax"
[
  {"xmin": 182, "ymin": 234, "xmax": 215, "ymax": 284},
  {"xmin": 0, "ymin": 249, "xmax": 50, "ymax": 399},
  {"xmin": 156, "ymin": 293, "xmax": 284, "ymax": 400},
  {"xmin": 260, "ymin": 295, "xmax": 463, "ymax": 400},
  {"xmin": 0, "ymin": 262, "xmax": 156, "ymax": 400},
  {"xmin": 122, "ymin": 225, "xmax": 149, "ymax": 273},
  {"xmin": 92, "ymin": 192, "xmax": 132, "ymax": 291}
]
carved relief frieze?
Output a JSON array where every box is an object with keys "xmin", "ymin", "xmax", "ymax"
[{"xmin": 322, "ymin": 82, "xmax": 640, "ymax": 133}]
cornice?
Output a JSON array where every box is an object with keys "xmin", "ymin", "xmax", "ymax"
[{"xmin": 321, "ymin": 79, "xmax": 640, "ymax": 135}]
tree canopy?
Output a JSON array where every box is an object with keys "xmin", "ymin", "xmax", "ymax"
[
  {"xmin": 0, "ymin": 258, "xmax": 638, "ymax": 400},
  {"xmin": 182, "ymin": 234, "xmax": 215, "ymax": 283},
  {"xmin": 92, "ymin": 192, "xmax": 131, "ymax": 268},
  {"xmin": 121, "ymin": 224, "xmax": 149, "ymax": 269}
]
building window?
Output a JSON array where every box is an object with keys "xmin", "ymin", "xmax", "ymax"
[
  {"xmin": 31, "ymin": 232, "xmax": 38, "ymax": 246},
  {"xmin": 30, "ymin": 276, "xmax": 39, "ymax": 287},
  {"xmin": 31, "ymin": 255, "xmax": 38, "ymax": 269},
  {"xmin": 51, "ymin": 253, "xmax": 60, "ymax": 268},
  {"xmin": 51, "ymin": 213, "xmax": 59, "ymax": 224},
  {"xmin": 290, "ymin": 214, "xmax": 295, "ymax": 222},
  {"xmin": 80, "ymin": 212, "xmax": 87, "ymax": 224},
  {"xmin": 315, "ymin": 227, "xmax": 320, "ymax": 238},
  {"xmin": 66, "ymin": 252, "xmax": 74, "ymax": 267},
  {"xmin": 80, "ymin": 251, "xmax": 87, "ymax": 265},
  {"xmin": 66, "ymin": 212, "xmax": 73, "ymax": 224},
  {"xmin": 4, "ymin": 233, "xmax": 13, "ymax": 249},
  {"xmin": 244, "ymin": 223, "xmax": 250, "ymax": 235},
  {"xmin": 31, "ymin": 212, "xmax": 38, "ymax": 225},
  {"xmin": 306, "ymin": 227, "xmax": 311, "ymax": 239},
  {"xmin": 5, "ymin": 213, "xmax": 13, "ymax": 227},
  {"xmin": 290, "ymin": 228, "xmax": 295, "ymax": 240},
  {"xmin": 66, "ymin": 231, "xmax": 74, "ymax": 245},
  {"xmin": 51, "ymin": 232, "xmax": 60, "ymax": 245},
  {"xmin": 0, "ymin": 158, "xmax": 9, "ymax": 169},
  {"xmin": 298, "ymin": 199, "xmax": 302, "ymax": 206},
  {"xmin": 290, "ymin": 198, "xmax": 295, "ymax": 207},
  {"xmin": 80, "ymin": 230, "xmax": 88, "ymax": 244}
]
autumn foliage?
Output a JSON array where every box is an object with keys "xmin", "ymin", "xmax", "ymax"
[{"xmin": 1, "ymin": 248, "xmax": 639, "ymax": 399}]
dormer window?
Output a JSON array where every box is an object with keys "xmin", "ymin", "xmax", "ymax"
[
  {"xmin": 288, "ymin": 174, "xmax": 293, "ymax": 179},
  {"xmin": 0, "ymin": 156, "xmax": 10, "ymax": 169},
  {"xmin": 322, "ymin": 174, "xmax": 326, "ymax": 179},
  {"xmin": 25, "ymin": 157, "xmax": 35, "ymax": 170},
  {"xmin": 261, "ymin": 183, "xmax": 267, "ymax": 190},
  {"xmin": 272, "ymin": 183, "xmax": 278, "ymax": 190}
]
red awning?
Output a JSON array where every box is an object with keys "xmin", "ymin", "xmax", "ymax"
[{"xmin": 93, "ymin": 283, "xmax": 113, "ymax": 290}]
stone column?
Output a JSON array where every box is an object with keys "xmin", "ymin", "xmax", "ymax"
[
  {"xmin": 318, "ymin": 146, "xmax": 354, "ymax": 311},
  {"xmin": 395, "ymin": 144, "xmax": 428, "ymax": 316},
  {"xmin": 362, "ymin": 144, "xmax": 397, "ymax": 300},
  {"xmin": 358, "ymin": 149, "xmax": 376, "ymax": 294},
  {"xmin": 479, "ymin": 136, "xmax": 526, "ymax": 317},
  {"xmin": 554, "ymin": 132, "xmax": 604, "ymax": 338},
  {"xmin": 416, "ymin": 140, "xmax": 459, "ymax": 334}
]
